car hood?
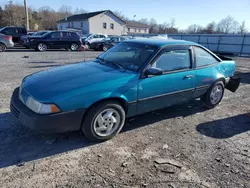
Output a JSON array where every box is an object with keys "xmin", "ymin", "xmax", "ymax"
[{"xmin": 22, "ymin": 61, "xmax": 137, "ymax": 102}]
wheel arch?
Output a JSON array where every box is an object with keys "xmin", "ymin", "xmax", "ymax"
[
  {"xmin": 215, "ymin": 77, "xmax": 226, "ymax": 86},
  {"xmin": 0, "ymin": 42, "xmax": 6, "ymax": 52},
  {"xmin": 81, "ymin": 97, "xmax": 129, "ymax": 125}
]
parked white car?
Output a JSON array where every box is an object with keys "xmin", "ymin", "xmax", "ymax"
[{"xmin": 83, "ymin": 34, "xmax": 107, "ymax": 49}]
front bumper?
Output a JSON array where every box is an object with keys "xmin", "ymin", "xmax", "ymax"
[{"xmin": 10, "ymin": 88, "xmax": 86, "ymax": 134}]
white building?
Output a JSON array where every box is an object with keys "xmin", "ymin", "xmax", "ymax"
[{"xmin": 57, "ymin": 10, "xmax": 149, "ymax": 35}]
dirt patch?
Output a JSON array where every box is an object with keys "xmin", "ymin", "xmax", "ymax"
[{"xmin": 0, "ymin": 50, "xmax": 249, "ymax": 188}]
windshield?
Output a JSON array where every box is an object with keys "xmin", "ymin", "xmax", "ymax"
[
  {"xmin": 32, "ymin": 31, "xmax": 48, "ymax": 36},
  {"xmin": 82, "ymin": 34, "xmax": 91, "ymax": 38},
  {"xmin": 97, "ymin": 42, "xmax": 158, "ymax": 71},
  {"xmin": 42, "ymin": 32, "xmax": 52, "ymax": 37},
  {"xmin": 103, "ymin": 37, "xmax": 112, "ymax": 41}
]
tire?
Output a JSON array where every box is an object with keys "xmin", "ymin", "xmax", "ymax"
[
  {"xmin": 70, "ymin": 43, "xmax": 79, "ymax": 51},
  {"xmin": 103, "ymin": 45, "xmax": 108, "ymax": 52},
  {"xmin": 81, "ymin": 101, "xmax": 126, "ymax": 141},
  {"xmin": 37, "ymin": 43, "xmax": 47, "ymax": 52},
  {"xmin": 201, "ymin": 81, "xmax": 225, "ymax": 109},
  {"xmin": 0, "ymin": 43, "xmax": 6, "ymax": 52}
]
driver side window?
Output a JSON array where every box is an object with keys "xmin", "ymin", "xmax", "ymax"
[
  {"xmin": 50, "ymin": 32, "xmax": 61, "ymax": 38},
  {"xmin": 152, "ymin": 49, "xmax": 191, "ymax": 72}
]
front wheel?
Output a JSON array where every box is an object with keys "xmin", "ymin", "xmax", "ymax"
[
  {"xmin": 0, "ymin": 43, "xmax": 6, "ymax": 52},
  {"xmin": 201, "ymin": 81, "xmax": 225, "ymax": 109},
  {"xmin": 81, "ymin": 101, "xmax": 126, "ymax": 141},
  {"xmin": 37, "ymin": 43, "xmax": 47, "ymax": 52}
]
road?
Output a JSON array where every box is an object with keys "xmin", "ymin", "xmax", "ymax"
[{"xmin": 0, "ymin": 49, "xmax": 249, "ymax": 188}]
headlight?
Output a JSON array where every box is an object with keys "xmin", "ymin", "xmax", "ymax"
[{"xmin": 26, "ymin": 97, "xmax": 60, "ymax": 114}]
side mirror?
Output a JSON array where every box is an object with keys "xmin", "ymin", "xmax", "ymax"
[{"xmin": 145, "ymin": 67, "xmax": 163, "ymax": 77}]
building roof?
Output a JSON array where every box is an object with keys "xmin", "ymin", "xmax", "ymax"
[
  {"xmin": 57, "ymin": 10, "xmax": 125, "ymax": 23},
  {"xmin": 125, "ymin": 21, "xmax": 149, "ymax": 28},
  {"xmin": 124, "ymin": 39, "xmax": 199, "ymax": 48}
]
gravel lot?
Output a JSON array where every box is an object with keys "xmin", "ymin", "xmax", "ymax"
[{"xmin": 0, "ymin": 48, "xmax": 250, "ymax": 188}]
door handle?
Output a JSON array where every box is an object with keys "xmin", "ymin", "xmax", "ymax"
[{"xmin": 184, "ymin": 75, "xmax": 194, "ymax": 79}]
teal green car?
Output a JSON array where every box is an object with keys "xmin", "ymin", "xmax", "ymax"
[{"xmin": 10, "ymin": 39, "xmax": 240, "ymax": 141}]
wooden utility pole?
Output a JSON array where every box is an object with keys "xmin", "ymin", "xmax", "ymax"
[{"xmin": 24, "ymin": 0, "xmax": 29, "ymax": 30}]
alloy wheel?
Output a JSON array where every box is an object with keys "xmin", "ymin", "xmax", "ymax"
[
  {"xmin": 210, "ymin": 85, "xmax": 223, "ymax": 104},
  {"xmin": 93, "ymin": 108, "xmax": 121, "ymax": 137},
  {"xmin": 71, "ymin": 43, "xmax": 79, "ymax": 51}
]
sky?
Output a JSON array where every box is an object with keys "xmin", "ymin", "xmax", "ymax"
[{"xmin": 0, "ymin": 0, "xmax": 250, "ymax": 30}]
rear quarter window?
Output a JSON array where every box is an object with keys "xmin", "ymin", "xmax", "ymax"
[
  {"xmin": 71, "ymin": 33, "xmax": 80, "ymax": 39},
  {"xmin": 194, "ymin": 46, "xmax": 219, "ymax": 67},
  {"xmin": 18, "ymin": 28, "xmax": 27, "ymax": 34}
]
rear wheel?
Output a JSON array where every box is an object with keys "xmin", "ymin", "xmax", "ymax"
[
  {"xmin": 70, "ymin": 43, "xmax": 79, "ymax": 51},
  {"xmin": 81, "ymin": 101, "xmax": 126, "ymax": 141},
  {"xmin": 201, "ymin": 81, "xmax": 225, "ymax": 109},
  {"xmin": 37, "ymin": 43, "xmax": 47, "ymax": 52},
  {"xmin": 0, "ymin": 43, "xmax": 6, "ymax": 52}
]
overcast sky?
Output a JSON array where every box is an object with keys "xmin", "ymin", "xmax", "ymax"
[{"xmin": 0, "ymin": 0, "xmax": 249, "ymax": 30}]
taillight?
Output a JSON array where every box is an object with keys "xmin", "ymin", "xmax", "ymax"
[{"xmin": 4, "ymin": 36, "xmax": 12, "ymax": 41}]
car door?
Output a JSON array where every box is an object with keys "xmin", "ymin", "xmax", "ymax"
[
  {"xmin": 98, "ymin": 35, "xmax": 106, "ymax": 42},
  {"xmin": 61, "ymin": 32, "xmax": 71, "ymax": 48},
  {"xmin": 192, "ymin": 46, "xmax": 220, "ymax": 98},
  {"xmin": 89, "ymin": 34, "xmax": 98, "ymax": 44},
  {"xmin": 137, "ymin": 46, "xmax": 195, "ymax": 114},
  {"xmin": 46, "ymin": 32, "xmax": 61, "ymax": 49}
]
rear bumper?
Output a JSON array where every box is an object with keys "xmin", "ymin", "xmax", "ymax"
[
  {"xmin": 226, "ymin": 75, "xmax": 241, "ymax": 92},
  {"xmin": 10, "ymin": 88, "xmax": 86, "ymax": 134},
  {"xmin": 4, "ymin": 41, "xmax": 14, "ymax": 48}
]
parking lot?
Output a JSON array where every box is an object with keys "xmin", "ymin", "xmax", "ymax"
[{"xmin": 0, "ymin": 49, "xmax": 250, "ymax": 188}]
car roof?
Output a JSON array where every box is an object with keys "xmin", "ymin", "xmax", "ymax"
[
  {"xmin": 1, "ymin": 26, "xmax": 26, "ymax": 29},
  {"xmin": 124, "ymin": 38, "xmax": 200, "ymax": 48}
]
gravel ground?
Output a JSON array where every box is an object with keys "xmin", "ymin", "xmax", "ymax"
[{"xmin": 0, "ymin": 48, "xmax": 249, "ymax": 188}]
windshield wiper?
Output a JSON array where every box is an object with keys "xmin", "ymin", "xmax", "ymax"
[
  {"xmin": 96, "ymin": 57, "xmax": 125, "ymax": 71},
  {"xmin": 107, "ymin": 60, "xmax": 125, "ymax": 71}
]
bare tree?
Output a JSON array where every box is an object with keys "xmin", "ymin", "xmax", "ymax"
[
  {"xmin": 169, "ymin": 18, "xmax": 175, "ymax": 28},
  {"xmin": 74, "ymin": 7, "xmax": 87, "ymax": 14},
  {"xmin": 2, "ymin": 3, "xmax": 26, "ymax": 26},
  {"xmin": 203, "ymin": 22, "xmax": 216, "ymax": 34},
  {"xmin": 113, "ymin": 11, "xmax": 129, "ymax": 20},
  {"xmin": 239, "ymin": 21, "xmax": 248, "ymax": 34},
  {"xmin": 149, "ymin": 18, "xmax": 158, "ymax": 33},
  {"xmin": 217, "ymin": 16, "xmax": 239, "ymax": 33},
  {"xmin": 138, "ymin": 18, "xmax": 149, "ymax": 24},
  {"xmin": 186, "ymin": 24, "xmax": 203, "ymax": 33},
  {"xmin": 58, "ymin": 5, "xmax": 72, "ymax": 19},
  {"xmin": 38, "ymin": 6, "xmax": 59, "ymax": 30},
  {"xmin": 0, "ymin": 6, "xmax": 5, "ymax": 27}
]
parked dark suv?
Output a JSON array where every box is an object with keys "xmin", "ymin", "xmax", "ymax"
[
  {"xmin": 0, "ymin": 26, "xmax": 27, "ymax": 43},
  {"xmin": 28, "ymin": 31, "xmax": 82, "ymax": 51}
]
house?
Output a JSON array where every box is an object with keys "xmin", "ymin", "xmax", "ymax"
[
  {"xmin": 57, "ymin": 10, "xmax": 150, "ymax": 35},
  {"xmin": 125, "ymin": 20, "xmax": 149, "ymax": 34},
  {"xmin": 57, "ymin": 10, "xmax": 126, "ymax": 35}
]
